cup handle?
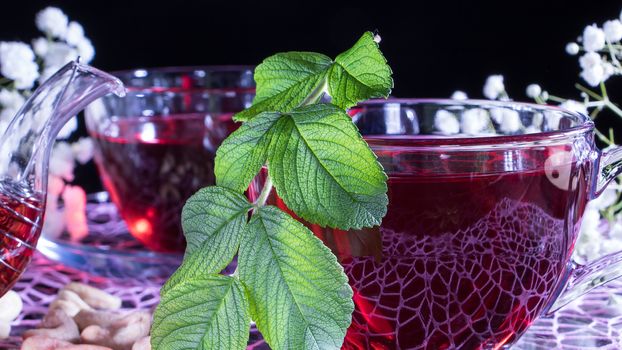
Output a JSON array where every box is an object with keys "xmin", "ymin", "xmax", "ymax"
[{"xmin": 547, "ymin": 145, "xmax": 622, "ymax": 313}]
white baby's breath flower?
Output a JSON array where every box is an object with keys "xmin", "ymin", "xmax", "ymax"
[
  {"xmin": 566, "ymin": 42, "xmax": 580, "ymax": 55},
  {"xmin": 589, "ymin": 186, "xmax": 619, "ymax": 211},
  {"xmin": 461, "ymin": 108, "xmax": 490, "ymax": 135},
  {"xmin": 604, "ymin": 19, "xmax": 622, "ymax": 42},
  {"xmin": 602, "ymin": 238, "xmax": 622, "ymax": 256},
  {"xmin": 526, "ymin": 84, "xmax": 542, "ymax": 98},
  {"xmin": 434, "ymin": 110, "xmax": 459, "ymax": 135},
  {"xmin": 65, "ymin": 21, "xmax": 85, "ymax": 46},
  {"xmin": 31, "ymin": 37, "xmax": 49, "ymax": 56},
  {"xmin": 603, "ymin": 61, "xmax": 616, "ymax": 76},
  {"xmin": 483, "ymin": 75, "xmax": 505, "ymax": 100},
  {"xmin": 71, "ymin": 137, "xmax": 94, "ymax": 164},
  {"xmin": 56, "ymin": 116, "xmax": 78, "ymax": 139},
  {"xmin": 49, "ymin": 142, "xmax": 75, "ymax": 181},
  {"xmin": 499, "ymin": 109, "xmax": 522, "ymax": 133},
  {"xmin": 491, "ymin": 108, "xmax": 522, "ymax": 133},
  {"xmin": 544, "ymin": 111, "xmax": 562, "ymax": 131},
  {"xmin": 0, "ymin": 106, "xmax": 18, "ymax": 124},
  {"xmin": 583, "ymin": 24, "xmax": 606, "ymax": 52},
  {"xmin": 39, "ymin": 42, "xmax": 79, "ymax": 82},
  {"xmin": 610, "ymin": 221, "xmax": 622, "ymax": 240},
  {"xmin": 42, "ymin": 197, "xmax": 64, "ymax": 239},
  {"xmin": 532, "ymin": 112, "xmax": 544, "ymax": 128},
  {"xmin": 490, "ymin": 108, "xmax": 504, "ymax": 124},
  {"xmin": 43, "ymin": 42, "xmax": 78, "ymax": 71},
  {"xmin": 575, "ymin": 208, "xmax": 603, "ymax": 262},
  {"xmin": 35, "ymin": 7, "xmax": 68, "ymax": 39},
  {"xmin": 0, "ymin": 89, "xmax": 25, "ymax": 111},
  {"xmin": 0, "ymin": 89, "xmax": 24, "ymax": 128},
  {"xmin": 579, "ymin": 51, "xmax": 602, "ymax": 69},
  {"xmin": 0, "ymin": 42, "xmax": 39, "ymax": 89},
  {"xmin": 581, "ymin": 63, "xmax": 606, "ymax": 86},
  {"xmin": 451, "ymin": 90, "xmax": 468, "ymax": 100},
  {"xmin": 560, "ymin": 99, "xmax": 589, "ymax": 116},
  {"xmin": 578, "ymin": 52, "xmax": 612, "ymax": 86},
  {"xmin": 75, "ymin": 37, "xmax": 95, "ymax": 63}
]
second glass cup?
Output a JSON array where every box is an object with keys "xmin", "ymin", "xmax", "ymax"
[{"xmin": 85, "ymin": 66, "xmax": 254, "ymax": 252}]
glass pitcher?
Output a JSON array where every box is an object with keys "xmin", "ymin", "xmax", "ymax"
[{"xmin": 0, "ymin": 61, "xmax": 124, "ymax": 296}]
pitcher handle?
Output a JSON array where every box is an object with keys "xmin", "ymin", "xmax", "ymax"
[{"xmin": 548, "ymin": 145, "xmax": 622, "ymax": 313}]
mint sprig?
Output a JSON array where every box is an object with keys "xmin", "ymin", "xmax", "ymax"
[
  {"xmin": 239, "ymin": 206, "xmax": 354, "ymax": 348},
  {"xmin": 267, "ymin": 104, "xmax": 388, "ymax": 229},
  {"xmin": 152, "ymin": 31, "xmax": 393, "ymax": 350},
  {"xmin": 234, "ymin": 31, "xmax": 392, "ymax": 121}
]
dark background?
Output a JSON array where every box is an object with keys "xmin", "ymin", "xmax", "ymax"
[{"xmin": 2, "ymin": 0, "xmax": 622, "ymax": 191}]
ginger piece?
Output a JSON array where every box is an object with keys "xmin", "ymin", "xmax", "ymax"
[
  {"xmin": 58, "ymin": 290, "xmax": 94, "ymax": 311},
  {"xmin": 80, "ymin": 311, "xmax": 151, "ymax": 350},
  {"xmin": 21, "ymin": 335, "xmax": 113, "ymax": 350},
  {"xmin": 21, "ymin": 335, "xmax": 73, "ymax": 350},
  {"xmin": 63, "ymin": 283, "xmax": 121, "ymax": 310},
  {"xmin": 74, "ymin": 309, "xmax": 124, "ymax": 331},
  {"xmin": 0, "ymin": 290, "xmax": 23, "ymax": 322},
  {"xmin": 49, "ymin": 289, "xmax": 94, "ymax": 317},
  {"xmin": 0, "ymin": 322, "xmax": 10, "ymax": 339},
  {"xmin": 23, "ymin": 308, "xmax": 80, "ymax": 343},
  {"xmin": 131, "ymin": 337, "xmax": 150, "ymax": 350}
]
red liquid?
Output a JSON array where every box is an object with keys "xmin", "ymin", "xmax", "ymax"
[
  {"xmin": 255, "ymin": 141, "xmax": 591, "ymax": 349},
  {"xmin": 0, "ymin": 183, "xmax": 43, "ymax": 296},
  {"xmin": 90, "ymin": 114, "xmax": 236, "ymax": 252}
]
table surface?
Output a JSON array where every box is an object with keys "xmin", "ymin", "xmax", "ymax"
[{"xmin": 1, "ymin": 253, "xmax": 622, "ymax": 350}]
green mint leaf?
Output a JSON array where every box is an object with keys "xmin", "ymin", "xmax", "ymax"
[
  {"xmin": 215, "ymin": 112, "xmax": 281, "ymax": 192},
  {"xmin": 267, "ymin": 103, "xmax": 388, "ymax": 229},
  {"xmin": 152, "ymin": 275, "xmax": 250, "ymax": 350},
  {"xmin": 329, "ymin": 31, "xmax": 393, "ymax": 109},
  {"xmin": 181, "ymin": 186, "xmax": 251, "ymax": 274},
  {"xmin": 239, "ymin": 206, "xmax": 353, "ymax": 349},
  {"xmin": 234, "ymin": 52, "xmax": 332, "ymax": 121},
  {"xmin": 234, "ymin": 31, "xmax": 392, "ymax": 121}
]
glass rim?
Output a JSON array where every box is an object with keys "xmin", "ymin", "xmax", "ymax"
[
  {"xmin": 358, "ymin": 98, "xmax": 595, "ymax": 148},
  {"xmin": 110, "ymin": 65, "xmax": 255, "ymax": 93}
]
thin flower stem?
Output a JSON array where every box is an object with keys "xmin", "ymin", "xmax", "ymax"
[
  {"xmin": 299, "ymin": 79, "xmax": 328, "ymax": 107},
  {"xmin": 590, "ymin": 106, "xmax": 604, "ymax": 120},
  {"xmin": 253, "ymin": 79, "xmax": 326, "ymax": 210},
  {"xmin": 575, "ymin": 84, "xmax": 603, "ymax": 101},
  {"xmin": 605, "ymin": 100, "xmax": 622, "ymax": 118},
  {"xmin": 595, "ymin": 128, "xmax": 613, "ymax": 145},
  {"xmin": 0, "ymin": 77, "xmax": 11, "ymax": 85},
  {"xmin": 546, "ymin": 94, "xmax": 567, "ymax": 103},
  {"xmin": 609, "ymin": 197, "xmax": 622, "ymax": 212},
  {"xmin": 606, "ymin": 40, "xmax": 621, "ymax": 66},
  {"xmin": 600, "ymin": 82, "xmax": 609, "ymax": 100}
]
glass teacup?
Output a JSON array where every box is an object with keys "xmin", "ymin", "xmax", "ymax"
[
  {"xmin": 85, "ymin": 66, "xmax": 254, "ymax": 252},
  {"xmin": 249, "ymin": 99, "xmax": 622, "ymax": 349}
]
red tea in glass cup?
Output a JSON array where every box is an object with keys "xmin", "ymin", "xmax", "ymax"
[
  {"xmin": 249, "ymin": 99, "xmax": 622, "ymax": 349},
  {"xmin": 85, "ymin": 67, "xmax": 254, "ymax": 252}
]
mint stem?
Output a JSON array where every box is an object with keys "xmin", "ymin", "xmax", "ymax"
[
  {"xmin": 254, "ymin": 174, "xmax": 273, "ymax": 207},
  {"xmin": 299, "ymin": 79, "xmax": 327, "ymax": 106},
  {"xmin": 253, "ymin": 82, "xmax": 325, "ymax": 210}
]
